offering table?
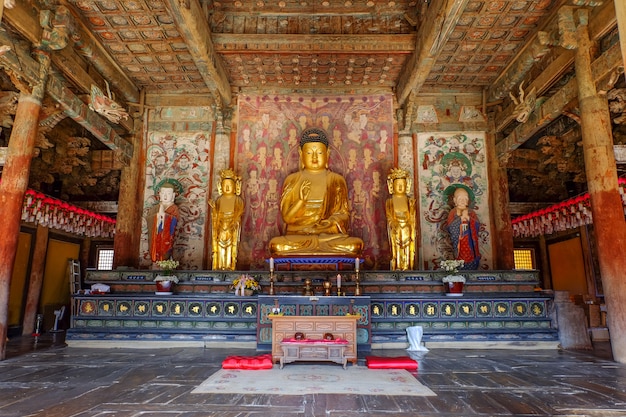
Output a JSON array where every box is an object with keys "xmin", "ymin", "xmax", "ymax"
[
  {"xmin": 279, "ymin": 339, "xmax": 349, "ymax": 369},
  {"xmin": 269, "ymin": 315, "xmax": 360, "ymax": 366}
]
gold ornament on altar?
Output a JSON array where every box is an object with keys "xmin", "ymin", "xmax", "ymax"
[
  {"xmin": 385, "ymin": 167, "xmax": 416, "ymax": 271},
  {"xmin": 268, "ymin": 127, "xmax": 363, "ymax": 256},
  {"xmin": 210, "ymin": 168, "xmax": 245, "ymax": 270}
]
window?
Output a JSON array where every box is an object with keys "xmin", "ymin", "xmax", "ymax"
[
  {"xmin": 514, "ymin": 248, "xmax": 535, "ymax": 270},
  {"xmin": 96, "ymin": 248, "xmax": 114, "ymax": 270}
]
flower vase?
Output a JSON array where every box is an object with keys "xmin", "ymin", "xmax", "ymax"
[
  {"xmin": 446, "ymin": 281, "xmax": 464, "ymax": 296},
  {"xmin": 155, "ymin": 276, "xmax": 175, "ymax": 295}
]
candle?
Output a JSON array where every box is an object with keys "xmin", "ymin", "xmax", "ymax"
[
  {"xmin": 355, "ymin": 257, "xmax": 360, "ymax": 272},
  {"xmin": 337, "ymin": 274, "xmax": 341, "ymax": 289},
  {"xmin": 269, "ymin": 257, "xmax": 274, "ymax": 271}
]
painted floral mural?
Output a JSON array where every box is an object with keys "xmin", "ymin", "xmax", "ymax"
[{"xmin": 417, "ymin": 132, "xmax": 492, "ymax": 270}]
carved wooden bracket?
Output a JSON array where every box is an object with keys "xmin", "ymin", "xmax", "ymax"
[{"xmin": 38, "ymin": 6, "xmax": 74, "ymax": 51}]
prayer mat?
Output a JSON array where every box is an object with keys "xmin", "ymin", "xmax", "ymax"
[
  {"xmin": 192, "ymin": 363, "xmax": 436, "ymax": 396},
  {"xmin": 365, "ymin": 355, "xmax": 419, "ymax": 370},
  {"xmin": 222, "ymin": 353, "xmax": 273, "ymax": 370}
]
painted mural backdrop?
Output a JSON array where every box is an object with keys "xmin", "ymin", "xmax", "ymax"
[
  {"xmin": 140, "ymin": 107, "xmax": 214, "ymax": 270},
  {"xmin": 417, "ymin": 132, "xmax": 492, "ymax": 270},
  {"xmin": 236, "ymin": 94, "xmax": 394, "ymax": 270}
]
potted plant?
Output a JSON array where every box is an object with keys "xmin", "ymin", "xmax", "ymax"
[
  {"xmin": 154, "ymin": 259, "xmax": 180, "ymax": 294},
  {"xmin": 440, "ymin": 259, "xmax": 466, "ymax": 296},
  {"xmin": 231, "ymin": 274, "xmax": 261, "ymax": 296}
]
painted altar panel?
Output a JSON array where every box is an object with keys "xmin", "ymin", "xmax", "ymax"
[
  {"xmin": 236, "ymin": 94, "xmax": 395, "ymax": 270},
  {"xmin": 140, "ymin": 107, "xmax": 214, "ymax": 269},
  {"xmin": 417, "ymin": 132, "xmax": 492, "ymax": 271}
]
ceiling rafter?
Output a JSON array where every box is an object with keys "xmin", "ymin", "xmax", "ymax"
[
  {"xmin": 163, "ymin": 0, "xmax": 232, "ymax": 108},
  {"xmin": 396, "ymin": 0, "xmax": 470, "ymax": 107}
]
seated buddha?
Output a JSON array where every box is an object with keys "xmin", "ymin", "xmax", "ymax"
[{"xmin": 268, "ymin": 127, "xmax": 364, "ymax": 256}]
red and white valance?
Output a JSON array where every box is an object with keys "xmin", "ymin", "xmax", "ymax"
[{"xmin": 512, "ymin": 177, "xmax": 626, "ymax": 238}]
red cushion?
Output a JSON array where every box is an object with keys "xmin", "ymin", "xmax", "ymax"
[
  {"xmin": 365, "ymin": 356, "xmax": 418, "ymax": 370},
  {"xmin": 221, "ymin": 354, "xmax": 274, "ymax": 370}
]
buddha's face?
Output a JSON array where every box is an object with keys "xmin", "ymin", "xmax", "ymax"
[
  {"xmin": 222, "ymin": 178, "xmax": 235, "ymax": 195},
  {"xmin": 300, "ymin": 142, "xmax": 329, "ymax": 172},
  {"xmin": 393, "ymin": 178, "xmax": 407, "ymax": 194}
]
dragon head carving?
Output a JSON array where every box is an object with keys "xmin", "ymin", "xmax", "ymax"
[
  {"xmin": 89, "ymin": 84, "xmax": 129, "ymax": 124},
  {"xmin": 509, "ymin": 81, "xmax": 537, "ymax": 124}
]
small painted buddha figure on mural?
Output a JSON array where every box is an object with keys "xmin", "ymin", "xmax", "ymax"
[
  {"xmin": 148, "ymin": 179, "xmax": 181, "ymax": 263},
  {"xmin": 268, "ymin": 127, "xmax": 363, "ymax": 256},
  {"xmin": 385, "ymin": 168, "xmax": 417, "ymax": 271},
  {"xmin": 444, "ymin": 184, "xmax": 481, "ymax": 270},
  {"xmin": 210, "ymin": 168, "xmax": 245, "ymax": 270}
]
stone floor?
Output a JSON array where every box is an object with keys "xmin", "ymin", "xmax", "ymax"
[{"xmin": 0, "ymin": 333, "xmax": 624, "ymax": 417}]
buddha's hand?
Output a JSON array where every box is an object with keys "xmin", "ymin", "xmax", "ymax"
[
  {"xmin": 302, "ymin": 219, "xmax": 332, "ymax": 234},
  {"xmin": 299, "ymin": 179, "xmax": 311, "ymax": 201}
]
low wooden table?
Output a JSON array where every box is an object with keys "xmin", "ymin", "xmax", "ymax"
[
  {"xmin": 279, "ymin": 340, "xmax": 348, "ymax": 369},
  {"xmin": 269, "ymin": 315, "xmax": 359, "ymax": 365}
]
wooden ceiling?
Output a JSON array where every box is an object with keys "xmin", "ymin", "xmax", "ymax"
[
  {"xmin": 67, "ymin": 0, "xmax": 563, "ymax": 98},
  {"xmin": 1, "ymin": 0, "xmax": 623, "ymax": 209}
]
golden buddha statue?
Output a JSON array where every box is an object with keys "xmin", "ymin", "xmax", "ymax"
[
  {"xmin": 268, "ymin": 127, "xmax": 363, "ymax": 256},
  {"xmin": 385, "ymin": 168, "xmax": 417, "ymax": 270},
  {"xmin": 209, "ymin": 168, "xmax": 245, "ymax": 270}
]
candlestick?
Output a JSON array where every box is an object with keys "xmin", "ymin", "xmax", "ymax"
[
  {"xmin": 355, "ymin": 257, "xmax": 360, "ymax": 272},
  {"xmin": 269, "ymin": 257, "xmax": 274, "ymax": 272},
  {"xmin": 354, "ymin": 271, "xmax": 362, "ymax": 296},
  {"xmin": 337, "ymin": 273, "xmax": 341, "ymax": 295}
]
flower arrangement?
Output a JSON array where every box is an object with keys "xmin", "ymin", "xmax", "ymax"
[
  {"xmin": 440, "ymin": 259, "xmax": 464, "ymax": 273},
  {"xmin": 442, "ymin": 274, "xmax": 466, "ymax": 283},
  {"xmin": 231, "ymin": 274, "xmax": 261, "ymax": 294},
  {"xmin": 154, "ymin": 259, "xmax": 180, "ymax": 283},
  {"xmin": 440, "ymin": 260, "xmax": 466, "ymax": 283}
]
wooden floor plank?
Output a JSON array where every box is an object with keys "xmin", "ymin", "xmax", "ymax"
[{"xmin": 0, "ymin": 336, "xmax": 623, "ymax": 417}]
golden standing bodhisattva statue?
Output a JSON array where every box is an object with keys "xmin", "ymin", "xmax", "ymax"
[
  {"xmin": 268, "ymin": 127, "xmax": 363, "ymax": 256},
  {"xmin": 385, "ymin": 168, "xmax": 416, "ymax": 270},
  {"xmin": 210, "ymin": 168, "xmax": 245, "ymax": 270}
]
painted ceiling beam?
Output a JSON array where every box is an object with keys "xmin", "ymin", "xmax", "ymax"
[
  {"xmin": 164, "ymin": 0, "xmax": 232, "ymax": 108},
  {"xmin": 62, "ymin": 0, "xmax": 141, "ymax": 104},
  {"xmin": 491, "ymin": 1, "xmax": 617, "ymax": 133},
  {"xmin": 4, "ymin": 1, "xmax": 140, "ymax": 105},
  {"xmin": 496, "ymin": 41, "xmax": 622, "ymax": 159},
  {"xmin": 0, "ymin": 30, "xmax": 133, "ymax": 164},
  {"xmin": 395, "ymin": 0, "xmax": 469, "ymax": 107},
  {"xmin": 212, "ymin": 34, "xmax": 414, "ymax": 53}
]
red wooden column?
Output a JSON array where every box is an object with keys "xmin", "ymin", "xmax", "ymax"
[
  {"xmin": 486, "ymin": 118, "xmax": 515, "ymax": 270},
  {"xmin": 0, "ymin": 91, "xmax": 46, "ymax": 359},
  {"xmin": 113, "ymin": 115, "xmax": 145, "ymax": 269},
  {"xmin": 575, "ymin": 10, "xmax": 626, "ymax": 363},
  {"xmin": 21, "ymin": 225, "xmax": 49, "ymax": 335}
]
